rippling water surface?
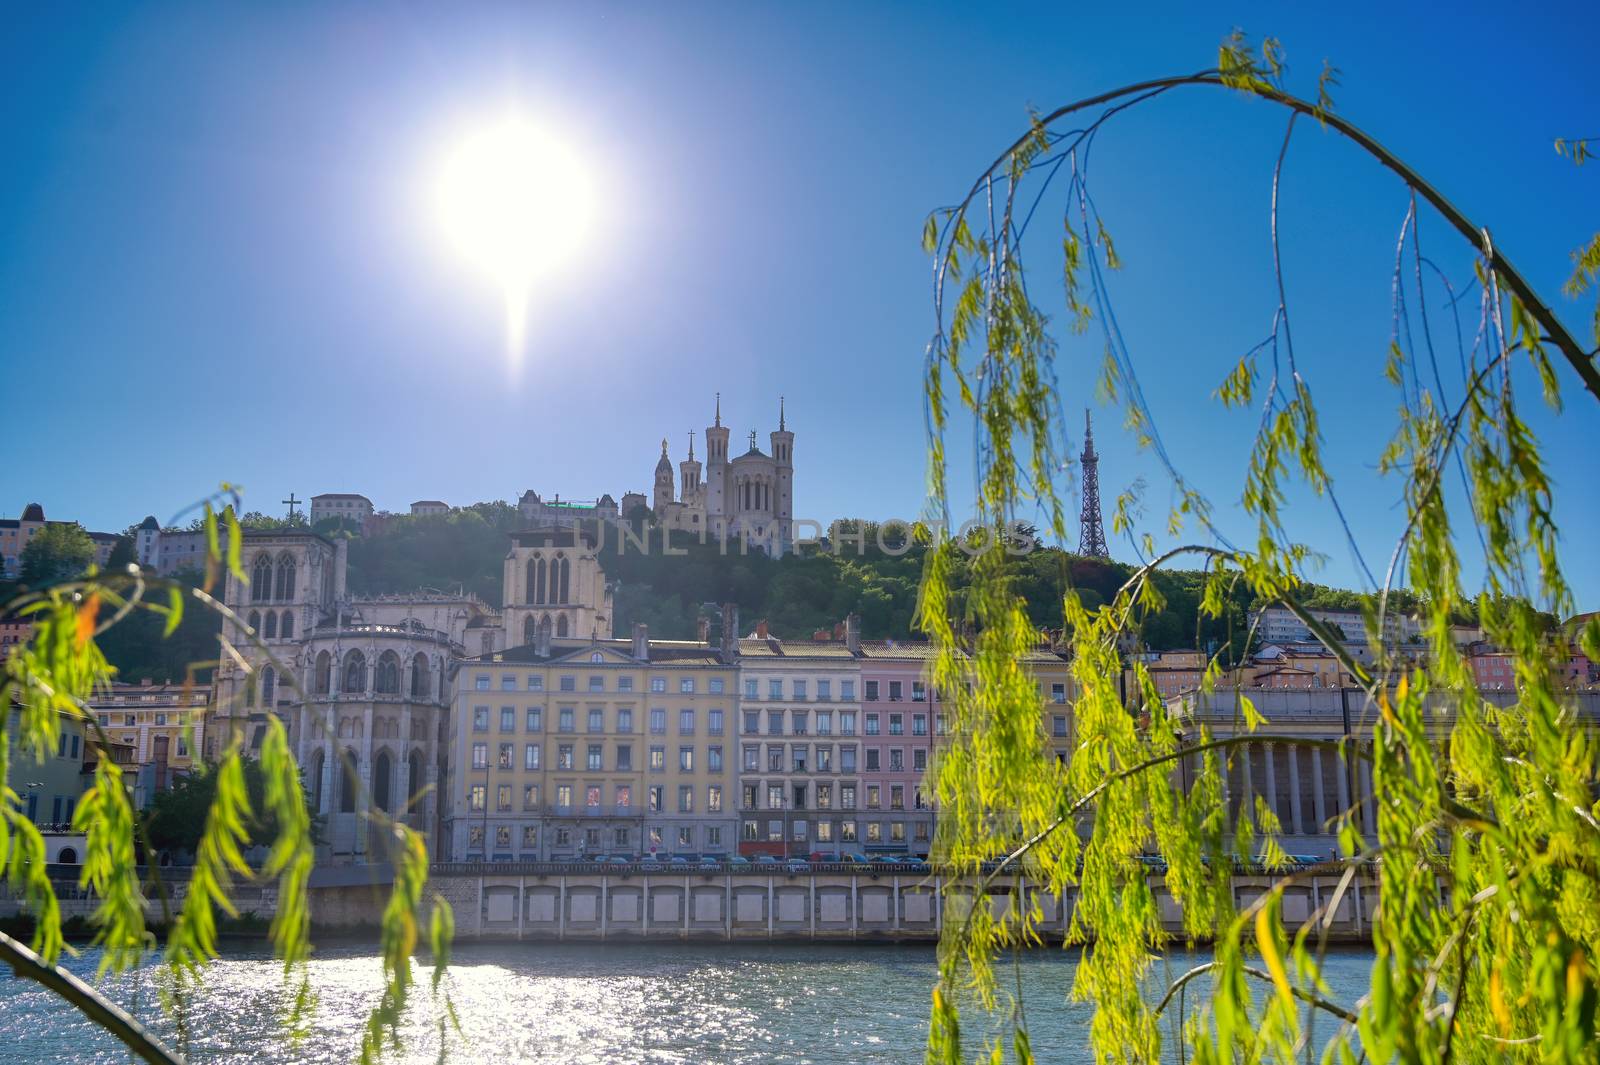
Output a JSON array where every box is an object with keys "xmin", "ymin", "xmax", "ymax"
[{"xmin": 1, "ymin": 940, "xmax": 1375, "ymax": 1063}]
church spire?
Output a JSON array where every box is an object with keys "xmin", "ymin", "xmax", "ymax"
[
  {"xmin": 714, "ymin": 392, "xmax": 721, "ymax": 428},
  {"xmin": 779, "ymin": 395, "xmax": 786, "ymax": 431},
  {"xmin": 687, "ymin": 429, "xmax": 695, "ymax": 460}
]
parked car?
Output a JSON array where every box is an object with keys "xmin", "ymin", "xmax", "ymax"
[
  {"xmin": 726, "ymin": 855, "xmax": 752, "ymax": 868},
  {"xmin": 843, "ymin": 853, "xmax": 872, "ymax": 865},
  {"xmin": 753, "ymin": 854, "xmax": 780, "ymax": 866},
  {"xmin": 697, "ymin": 856, "xmax": 722, "ymax": 871},
  {"xmin": 606, "ymin": 856, "xmax": 632, "ymax": 866},
  {"xmin": 668, "ymin": 856, "xmax": 691, "ymax": 867},
  {"xmin": 808, "ymin": 851, "xmax": 841, "ymax": 863}
]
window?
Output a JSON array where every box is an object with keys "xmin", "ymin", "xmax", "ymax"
[
  {"xmin": 526, "ymin": 708, "xmax": 543, "ymax": 731},
  {"xmin": 889, "ymin": 714, "xmax": 903, "ymax": 735},
  {"xmin": 650, "ymin": 677, "xmax": 667, "ymax": 693},
  {"xmin": 678, "ymin": 786, "xmax": 694, "ymax": 812},
  {"xmin": 677, "ymin": 826, "xmax": 693, "ymax": 847},
  {"xmin": 649, "ymin": 746, "xmax": 665, "ymax": 771},
  {"xmin": 865, "ymin": 680, "xmax": 880, "ymax": 702},
  {"xmin": 915, "ymin": 786, "xmax": 929, "ymax": 809},
  {"xmin": 501, "ymin": 707, "xmax": 515, "ymax": 731},
  {"xmin": 497, "ymin": 785, "xmax": 512, "ymax": 811},
  {"xmin": 890, "ymin": 785, "xmax": 905, "ymax": 810},
  {"xmin": 467, "ymin": 825, "xmax": 484, "ymax": 849},
  {"xmin": 743, "ymin": 820, "xmax": 759, "ymax": 841},
  {"xmin": 866, "ymin": 749, "xmax": 880, "ymax": 772},
  {"xmin": 616, "ymin": 744, "xmax": 632, "ymax": 771},
  {"xmin": 888, "ymin": 681, "xmax": 903, "ymax": 702},
  {"xmin": 557, "ymin": 745, "xmax": 574, "ymax": 770},
  {"xmin": 744, "ymin": 679, "xmax": 758, "ymax": 699},
  {"xmin": 501, "ymin": 675, "xmax": 516, "ymax": 692},
  {"xmin": 587, "ymin": 708, "xmax": 604, "ymax": 733},
  {"xmin": 817, "ymin": 783, "xmax": 833, "ymax": 808},
  {"xmin": 473, "ymin": 707, "xmax": 489, "ymax": 732},
  {"xmin": 767, "ymin": 710, "xmax": 783, "ymax": 735},
  {"xmin": 816, "ymin": 711, "xmax": 832, "ymax": 735},
  {"xmin": 558, "ymin": 707, "xmax": 575, "ymax": 733},
  {"xmin": 890, "ymin": 821, "xmax": 905, "ymax": 842},
  {"xmin": 708, "ymin": 709, "xmax": 723, "ymax": 735},
  {"xmin": 792, "ymin": 820, "xmax": 808, "ymax": 841},
  {"xmin": 913, "ymin": 748, "xmax": 927, "ymax": 771},
  {"xmin": 680, "ymin": 678, "xmax": 695, "ymax": 694},
  {"xmin": 527, "ymin": 675, "xmax": 544, "ymax": 692},
  {"xmin": 1052, "ymin": 715, "xmax": 1068, "ymax": 737},
  {"xmin": 679, "ymin": 746, "xmax": 694, "ymax": 772},
  {"xmin": 559, "ymin": 676, "xmax": 575, "ymax": 692},
  {"xmin": 912, "ymin": 682, "xmax": 927, "ymax": 702},
  {"xmin": 768, "ymin": 746, "xmax": 783, "ymax": 771},
  {"xmin": 936, "ymin": 714, "xmax": 947, "ymax": 736},
  {"xmin": 498, "ymin": 743, "xmax": 513, "ymax": 770},
  {"xmin": 614, "ymin": 826, "xmax": 630, "ymax": 847},
  {"xmin": 792, "ymin": 747, "xmax": 808, "ymax": 772},
  {"xmin": 840, "ymin": 712, "xmax": 856, "ymax": 736},
  {"xmin": 818, "ymin": 679, "xmax": 831, "ymax": 700},
  {"xmin": 913, "ymin": 714, "xmax": 928, "ymax": 736},
  {"xmin": 679, "ymin": 709, "xmax": 695, "ymax": 734},
  {"xmin": 866, "ymin": 785, "xmax": 881, "ymax": 808},
  {"xmin": 154, "ymin": 713, "xmax": 167, "ymax": 726},
  {"xmin": 474, "ymin": 675, "xmax": 490, "ymax": 691},
  {"xmin": 767, "ymin": 820, "xmax": 784, "ymax": 842},
  {"xmin": 817, "ymin": 821, "xmax": 833, "ymax": 842},
  {"xmin": 469, "ymin": 785, "xmax": 486, "ymax": 811},
  {"xmin": 1051, "ymin": 682, "xmax": 1067, "ymax": 704},
  {"xmin": 867, "ymin": 822, "xmax": 882, "ymax": 842},
  {"xmin": 707, "ymin": 785, "xmax": 722, "ymax": 812},
  {"xmin": 525, "ymin": 744, "xmax": 540, "ymax": 770},
  {"xmin": 708, "ymin": 746, "xmax": 723, "ymax": 772},
  {"xmin": 617, "ymin": 708, "xmax": 633, "ymax": 733},
  {"xmin": 793, "ymin": 680, "xmax": 808, "ymax": 701},
  {"xmin": 744, "ymin": 745, "xmax": 759, "ymax": 771},
  {"xmin": 915, "ymin": 821, "xmax": 930, "ymax": 842},
  {"xmin": 706, "ymin": 827, "xmax": 722, "ymax": 847},
  {"xmin": 556, "ymin": 786, "xmax": 572, "ymax": 810},
  {"xmin": 743, "ymin": 710, "xmax": 760, "ymax": 734},
  {"xmin": 865, "ymin": 714, "xmax": 881, "ymax": 736},
  {"xmin": 768, "ymin": 679, "xmax": 783, "ymax": 699},
  {"xmin": 709, "ymin": 678, "xmax": 725, "ymax": 694},
  {"xmin": 818, "ymin": 747, "xmax": 833, "ymax": 772},
  {"xmin": 840, "ymin": 820, "xmax": 857, "ymax": 841},
  {"xmin": 471, "ymin": 743, "xmax": 488, "ymax": 770},
  {"xmin": 792, "ymin": 711, "xmax": 808, "ymax": 735},
  {"xmin": 648, "ymin": 786, "xmax": 663, "ymax": 812},
  {"xmin": 524, "ymin": 784, "xmax": 540, "ymax": 810},
  {"xmin": 743, "ymin": 784, "xmax": 758, "ymax": 810},
  {"xmin": 618, "ymin": 676, "xmax": 633, "ymax": 692},
  {"xmin": 841, "ymin": 784, "xmax": 857, "ymax": 809},
  {"xmin": 889, "ymin": 749, "xmax": 903, "ymax": 772},
  {"xmin": 841, "ymin": 747, "xmax": 857, "ymax": 773},
  {"xmin": 616, "ymin": 785, "xmax": 631, "ymax": 810},
  {"xmin": 767, "ymin": 783, "xmax": 784, "ymax": 809},
  {"xmin": 589, "ymin": 675, "xmax": 604, "ymax": 692},
  {"xmin": 587, "ymin": 745, "xmax": 603, "ymax": 771},
  {"xmin": 650, "ymin": 708, "xmax": 667, "ymax": 734},
  {"xmin": 586, "ymin": 786, "xmax": 602, "ymax": 811},
  {"xmin": 841, "ymin": 681, "xmax": 856, "ymax": 701}
]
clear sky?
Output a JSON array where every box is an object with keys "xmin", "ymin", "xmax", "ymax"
[{"xmin": 3, "ymin": 2, "xmax": 1595, "ymax": 607}]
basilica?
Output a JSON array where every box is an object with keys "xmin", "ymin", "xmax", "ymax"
[{"xmin": 646, "ymin": 395, "xmax": 794, "ymax": 554}]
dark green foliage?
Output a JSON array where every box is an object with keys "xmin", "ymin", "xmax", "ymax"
[
  {"xmin": 18, "ymin": 523, "xmax": 96, "ymax": 587},
  {"xmin": 95, "ymin": 567, "xmax": 222, "ymax": 684},
  {"xmin": 144, "ymin": 756, "xmax": 322, "ymax": 855}
]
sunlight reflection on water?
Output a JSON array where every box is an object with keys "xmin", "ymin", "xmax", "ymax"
[{"xmin": 0, "ymin": 941, "xmax": 1375, "ymax": 1064}]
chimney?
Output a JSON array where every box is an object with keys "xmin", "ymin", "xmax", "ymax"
[
  {"xmin": 696, "ymin": 616, "xmax": 711, "ymax": 645},
  {"xmin": 755, "ymin": 619, "xmax": 769, "ymax": 641},
  {"xmin": 632, "ymin": 622, "xmax": 650, "ymax": 661},
  {"xmin": 720, "ymin": 602, "xmax": 739, "ymax": 661},
  {"xmin": 845, "ymin": 613, "xmax": 860, "ymax": 655}
]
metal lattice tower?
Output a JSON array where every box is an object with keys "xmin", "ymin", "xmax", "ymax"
[{"xmin": 1078, "ymin": 409, "xmax": 1109, "ymax": 559}]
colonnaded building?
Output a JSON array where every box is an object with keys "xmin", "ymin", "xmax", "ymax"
[{"xmin": 210, "ymin": 522, "xmax": 1424, "ymax": 867}]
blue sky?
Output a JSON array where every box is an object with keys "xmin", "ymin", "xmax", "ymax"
[{"xmin": 2, "ymin": 2, "xmax": 1596, "ymax": 607}]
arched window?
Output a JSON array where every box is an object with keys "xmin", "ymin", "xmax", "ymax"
[
  {"xmin": 535, "ymin": 558, "xmax": 547, "ymax": 604},
  {"xmin": 523, "ymin": 615, "xmax": 536, "ymax": 646},
  {"xmin": 557, "ymin": 556, "xmax": 570, "ymax": 604},
  {"xmin": 314, "ymin": 651, "xmax": 332, "ymax": 694},
  {"xmin": 281, "ymin": 611, "xmax": 294, "ymax": 639},
  {"xmin": 538, "ymin": 614, "xmax": 552, "ymax": 647},
  {"xmin": 338, "ymin": 748, "xmax": 358, "ymax": 813},
  {"xmin": 244, "ymin": 675, "xmax": 257, "ymax": 708},
  {"xmin": 407, "ymin": 750, "xmax": 423, "ymax": 815},
  {"xmin": 251, "ymin": 555, "xmax": 272, "ymax": 602},
  {"xmin": 260, "ymin": 666, "xmax": 276, "ymax": 707},
  {"xmin": 264, "ymin": 611, "xmax": 277, "ymax": 639},
  {"xmin": 526, "ymin": 558, "xmax": 538, "ymax": 604},
  {"xmin": 343, "ymin": 651, "xmax": 366, "ymax": 693},
  {"xmin": 374, "ymin": 651, "xmax": 400, "ymax": 694},
  {"xmin": 275, "ymin": 554, "xmax": 296, "ymax": 601},
  {"xmin": 308, "ymin": 748, "xmax": 326, "ymax": 811},
  {"xmin": 56, "ymin": 847, "xmax": 78, "ymax": 865},
  {"xmin": 410, "ymin": 654, "xmax": 427, "ymax": 698},
  {"xmin": 372, "ymin": 750, "xmax": 392, "ymax": 813},
  {"xmin": 247, "ymin": 610, "xmax": 261, "ymax": 635},
  {"xmin": 556, "ymin": 614, "xmax": 569, "ymax": 638}
]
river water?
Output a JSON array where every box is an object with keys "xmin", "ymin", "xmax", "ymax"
[{"xmin": 1, "ymin": 941, "xmax": 1375, "ymax": 1063}]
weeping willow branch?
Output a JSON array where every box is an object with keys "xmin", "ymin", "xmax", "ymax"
[
  {"xmin": 0, "ymin": 928, "xmax": 185, "ymax": 1065},
  {"xmin": 1153, "ymin": 959, "xmax": 1358, "ymax": 1024}
]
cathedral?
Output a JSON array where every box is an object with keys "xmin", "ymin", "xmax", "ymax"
[{"xmin": 649, "ymin": 395, "xmax": 794, "ymax": 554}]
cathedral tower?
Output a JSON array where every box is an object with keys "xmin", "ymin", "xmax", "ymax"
[
  {"xmin": 769, "ymin": 396, "xmax": 794, "ymax": 548},
  {"xmin": 679, "ymin": 430, "xmax": 702, "ymax": 499},
  {"xmin": 652, "ymin": 438, "xmax": 674, "ymax": 514},
  {"xmin": 704, "ymin": 393, "xmax": 730, "ymax": 526}
]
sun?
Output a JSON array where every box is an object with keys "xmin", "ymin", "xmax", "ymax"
[{"xmin": 432, "ymin": 116, "xmax": 594, "ymax": 299}]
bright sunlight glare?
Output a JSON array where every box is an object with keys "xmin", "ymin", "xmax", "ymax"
[{"xmin": 431, "ymin": 115, "xmax": 594, "ymax": 364}]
